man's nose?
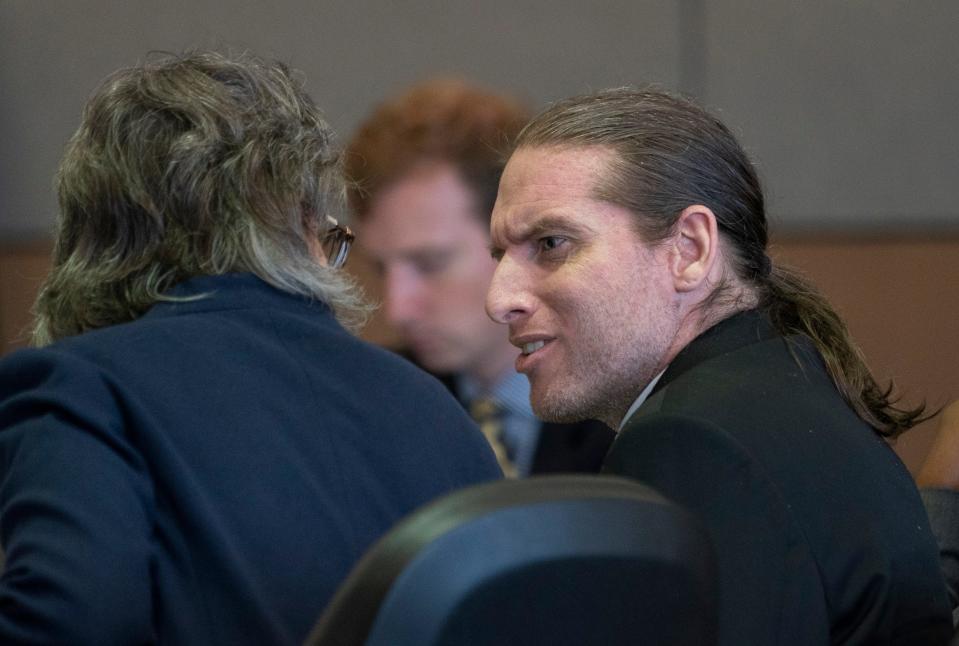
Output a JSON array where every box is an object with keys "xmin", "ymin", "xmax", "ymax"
[
  {"xmin": 383, "ymin": 268, "xmax": 424, "ymax": 326},
  {"xmin": 485, "ymin": 255, "xmax": 532, "ymax": 325}
]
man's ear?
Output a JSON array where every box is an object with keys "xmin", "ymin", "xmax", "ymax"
[{"xmin": 670, "ymin": 204, "xmax": 719, "ymax": 293}]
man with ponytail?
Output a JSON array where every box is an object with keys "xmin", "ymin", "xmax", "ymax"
[{"xmin": 486, "ymin": 88, "xmax": 951, "ymax": 645}]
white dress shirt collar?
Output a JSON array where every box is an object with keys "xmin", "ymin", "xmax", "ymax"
[{"xmin": 617, "ymin": 369, "xmax": 667, "ymax": 432}]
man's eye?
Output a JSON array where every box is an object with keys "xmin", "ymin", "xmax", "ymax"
[
  {"xmin": 537, "ymin": 236, "xmax": 568, "ymax": 253},
  {"xmin": 412, "ymin": 253, "xmax": 453, "ymax": 275}
]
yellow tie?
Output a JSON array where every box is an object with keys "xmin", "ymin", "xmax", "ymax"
[{"xmin": 469, "ymin": 397, "xmax": 518, "ymax": 478}]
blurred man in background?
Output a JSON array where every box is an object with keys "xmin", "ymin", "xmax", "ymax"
[{"xmin": 345, "ymin": 80, "xmax": 614, "ymax": 477}]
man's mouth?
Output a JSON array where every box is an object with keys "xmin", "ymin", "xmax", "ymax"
[
  {"xmin": 521, "ymin": 340, "xmax": 546, "ymax": 355},
  {"xmin": 513, "ymin": 336, "xmax": 554, "ymax": 374}
]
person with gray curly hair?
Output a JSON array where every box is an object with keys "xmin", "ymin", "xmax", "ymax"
[
  {"xmin": 34, "ymin": 49, "xmax": 365, "ymax": 343},
  {"xmin": 0, "ymin": 50, "xmax": 500, "ymax": 644}
]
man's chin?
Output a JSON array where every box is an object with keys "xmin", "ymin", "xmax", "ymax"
[
  {"xmin": 410, "ymin": 348, "xmax": 464, "ymax": 376},
  {"xmin": 530, "ymin": 386, "xmax": 592, "ymax": 424}
]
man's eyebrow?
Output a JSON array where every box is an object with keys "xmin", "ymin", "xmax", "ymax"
[
  {"xmin": 489, "ymin": 214, "xmax": 594, "ymax": 259},
  {"xmin": 403, "ymin": 247, "xmax": 454, "ymax": 261},
  {"xmin": 509, "ymin": 215, "xmax": 594, "ymax": 243}
]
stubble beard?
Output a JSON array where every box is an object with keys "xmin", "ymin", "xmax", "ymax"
[
  {"xmin": 525, "ymin": 246, "xmax": 682, "ymax": 428},
  {"xmin": 528, "ymin": 318, "xmax": 675, "ymax": 428}
]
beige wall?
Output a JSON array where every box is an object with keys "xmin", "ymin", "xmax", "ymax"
[
  {"xmin": 3, "ymin": 3, "xmax": 958, "ymax": 239},
  {"xmin": 769, "ymin": 237, "xmax": 959, "ymax": 473},
  {"xmin": 2, "ymin": 236, "xmax": 957, "ymax": 475},
  {"xmin": 0, "ymin": 242, "xmax": 51, "ymax": 352}
]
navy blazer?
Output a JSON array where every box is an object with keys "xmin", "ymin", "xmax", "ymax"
[
  {"xmin": 0, "ymin": 273, "xmax": 501, "ymax": 645},
  {"xmin": 604, "ymin": 310, "xmax": 952, "ymax": 646}
]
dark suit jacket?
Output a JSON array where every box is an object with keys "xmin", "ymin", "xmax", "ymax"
[
  {"xmin": 603, "ymin": 310, "xmax": 952, "ymax": 646},
  {"xmin": 921, "ymin": 488, "xmax": 959, "ymax": 612},
  {"xmin": 0, "ymin": 273, "xmax": 501, "ymax": 645},
  {"xmin": 428, "ymin": 372, "xmax": 614, "ymax": 475},
  {"xmin": 529, "ymin": 419, "xmax": 613, "ymax": 474}
]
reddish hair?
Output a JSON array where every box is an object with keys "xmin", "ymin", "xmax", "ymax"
[{"xmin": 344, "ymin": 79, "xmax": 529, "ymax": 221}]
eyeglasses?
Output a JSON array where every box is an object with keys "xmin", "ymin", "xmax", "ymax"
[{"xmin": 321, "ymin": 216, "xmax": 354, "ymax": 269}]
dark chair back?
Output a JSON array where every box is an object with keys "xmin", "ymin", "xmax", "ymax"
[{"xmin": 306, "ymin": 475, "xmax": 716, "ymax": 646}]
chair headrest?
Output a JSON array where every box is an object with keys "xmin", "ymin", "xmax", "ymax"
[{"xmin": 306, "ymin": 475, "xmax": 716, "ymax": 646}]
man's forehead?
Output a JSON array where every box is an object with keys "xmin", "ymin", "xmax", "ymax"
[
  {"xmin": 362, "ymin": 170, "xmax": 490, "ymax": 251},
  {"xmin": 362, "ymin": 224, "xmax": 481, "ymax": 259},
  {"xmin": 360, "ymin": 212, "xmax": 488, "ymax": 263},
  {"xmin": 499, "ymin": 145, "xmax": 614, "ymax": 191},
  {"xmin": 492, "ymin": 145, "xmax": 616, "ymax": 244}
]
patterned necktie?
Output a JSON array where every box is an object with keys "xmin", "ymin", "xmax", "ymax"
[{"xmin": 469, "ymin": 397, "xmax": 518, "ymax": 478}]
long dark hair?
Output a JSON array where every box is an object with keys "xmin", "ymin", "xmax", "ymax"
[{"xmin": 515, "ymin": 87, "xmax": 926, "ymax": 437}]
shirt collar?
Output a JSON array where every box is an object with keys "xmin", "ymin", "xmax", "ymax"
[
  {"xmin": 142, "ymin": 272, "xmax": 332, "ymax": 319},
  {"xmin": 618, "ymin": 369, "xmax": 667, "ymax": 432}
]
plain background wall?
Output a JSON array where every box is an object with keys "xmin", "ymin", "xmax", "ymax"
[
  {"xmin": 3, "ymin": 1, "xmax": 959, "ymax": 237},
  {"xmin": 1, "ymin": 1, "xmax": 957, "ymax": 472}
]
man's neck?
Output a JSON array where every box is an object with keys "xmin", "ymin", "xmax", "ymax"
[
  {"xmin": 603, "ymin": 290, "xmax": 759, "ymax": 429},
  {"xmin": 675, "ymin": 283, "xmax": 760, "ymax": 358}
]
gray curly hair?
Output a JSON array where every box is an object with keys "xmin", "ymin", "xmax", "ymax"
[{"xmin": 33, "ymin": 49, "xmax": 370, "ymax": 345}]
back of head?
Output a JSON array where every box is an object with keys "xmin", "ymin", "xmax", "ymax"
[
  {"xmin": 344, "ymin": 78, "xmax": 529, "ymax": 221},
  {"xmin": 516, "ymin": 87, "xmax": 927, "ymax": 437},
  {"xmin": 34, "ymin": 50, "xmax": 367, "ymax": 345}
]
